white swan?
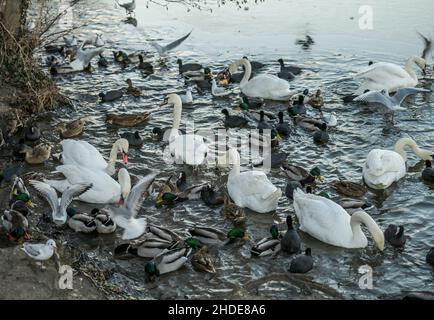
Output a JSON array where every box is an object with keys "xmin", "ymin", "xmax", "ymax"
[
  {"xmin": 293, "ymin": 189, "xmax": 384, "ymax": 250},
  {"xmin": 227, "ymin": 58, "xmax": 297, "ymax": 101},
  {"xmin": 44, "ymin": 166, "xmax": 131, "ymax": 204},
  {"xmin": 161, "ymin": 94, "xmax": 208, "ymax": 166},
  {"xmin": 363, "ymin": 138, "xmax": 433, "ymax": 190},
  {"xmin": 355, "ymin": 56, "xmax": 426, "ymax": 94},
  {"xmin": 61, "ymin": 138, "xmax": 129, "ymax": 176},
  {"xmin": 225, "ymin": 148, "xmax": 281, "ymax": 213}
]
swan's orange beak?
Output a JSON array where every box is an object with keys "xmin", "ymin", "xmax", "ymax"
[{"xmin": 122, "ymin": 152, "xmax": 128, "ymax": 164}]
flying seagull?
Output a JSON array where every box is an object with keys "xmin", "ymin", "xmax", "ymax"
[
  {"xmin": 107, "ymin": 172, "xmax": 157, "ymax": 240},
  {"xmin": 418, "ymin": 32, "xmax": 433, "ymax": 61},
  {"xmin": 354, "ymin": 87, "xmax": 431, "ymax": 120},
  {"xmin": 30, "ymin": 180, "xmax": 92, "ymax": 225},
  {"xmin": 151, "ymin": 30, "xmax": 192, "ymax": 56}
]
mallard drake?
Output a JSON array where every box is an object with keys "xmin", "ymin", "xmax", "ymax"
[
  {"xmin": 120, "ymin": 131, "xmax": 143, "ymax": 147},
  {"xmin": 313, "ymin": 123, "xmax": 329, "ymax": 144},
  {"xmin": 422, "ymin": 160, "xmax": 434, "ymax": 183},
  {"xmin": 295, "ymin": 116, "xmax": 324, "ymax": 131},
  {"xmin": 276, "ymin": 111, "xmax": 291, "ymax": 136},
  {"xmin": 146, "ymin": 223, "xmax": 182, "ymax": 243},
  {"xmin": 54, "ymin": 117, "xmax": 89, "ymax": 138},
  {"xmin": 113, "ymin": 50, "xmax": 130, "ymax": 63},
  {"xmin": 24, "ymin": 126, "xmax": 41, "ymax": 143},
  {"xmin": 91, "ymin": 208, "xmax": 116, "ymax": 234},
  {"xmin": 155, "ymin": 174, "xmax": 203, "ymax": 206},
  {"xmin": 281, "ymin": 164, "xmax": 323, "ymax": 186},
  {"xmin": 1, "ymin": 209, "xmax": 32, "ymax": 241},
  {"xmin": 331, "ymin": 180, "xmax": 367, "ymax": 197},
  {"xmin": 307, "ymin": 89, "xmax": 324, "ymax": 109},
  {"xmin": 223, "ymin": 193, "xmax": 246, "ymax": 225},
  {"xmin": 20, "ymin": 144, "xmax": 51, "ymax": 164},
  {"xmin": 191, "ymin": 245, "xmax": 216, "ymax": 273},
  {"xmin": 337, "ymin": 198, "xmax": 373, "ymax": 210},
  {"xmin": 177, "ymin": 58, "xmax": 203, "ymax": 74},
  {"xmin": 145, "ymin": 246, "xmax": 191, "ymax": 281},
  {"xmin": 66, "ymin": 208, "xmax": 97, "ymax": 233},
  {"xmin": 9, "ymin": 176, "xmax": 34, "ymax": 208},
  {"xmin": 200, "ymin": 184, "xmax": 224, "ymax": 206},
  {"xmin": 126, "ymin": 79, "xmax": 141, "ymax": 97},
  {"xmin": 251, "ymin": 224, "xmax": 281, "ymax": 257},
  {"xmin": 288, "ymin": 248, "xmax": 313, "ymax": 274},
  {"xmin": 221, "ymin": 109, "xmax": 248, "ymax": 128},
  {"xmin": 384, "ymin": 224, "xmax": 406, "ymax": 247},
  {"xmin": 106, "ymin": 112, "xmax": 150, "ymax": 127},
  {"xmin": 188, "ymin": 225, "xmax": 248, "ymax": 245},
  {"xmin": 99, "ymin": 89, "xmax": 124, "ymax": 102},
  {"xmin": 281, "ymin": 216, "xmax": 301, "ymax": 254},
  {"xmin": 288, "ymin": 95, "xmax": 307, "ymax": 116},
  {"xmin": 115, "ymin": 237, "xmax": 179, "ymax": 259}
]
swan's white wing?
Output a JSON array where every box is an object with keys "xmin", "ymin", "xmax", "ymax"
[
  {"xmin": 242, "ymin": 74, "xmax": 295, "ymax": 101},
  {"xmin": 61, "ymin": 140, "xmax": 107, "ymax": 171},
  {"xmin": 124, "ymin": 173, "xmax": 158, "ymax": 218},
  {"xmin": 58, "ymin": 183, "xmax": 93, "ymax": 223},
  {"xmin": 29, "ymin": 180, "xmax": 59, "ymax": 218},
  {"xmin": 356, "ymin": 62, "xmax": 410, "ymax": 81}
]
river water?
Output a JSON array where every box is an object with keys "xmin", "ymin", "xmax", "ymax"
[{"xmin": 25, "ymin": 0, "xmax": 434, "ymax": 299}]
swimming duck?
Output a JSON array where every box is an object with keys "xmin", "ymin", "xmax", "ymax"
[
  {"xmin": 384, "ymin": 224, "xmax": 406, "ymax": 247},
  {"xmin": 138, "ymin": 55, "xmax": 154, "ymax": 74},
  {"xmin": 294, "ymin": 116, "xmax": 324, "ymax": 131},
  {"xmin": 288, "ymin": 95, "xmax": 307, "ymax": 116},
  {"xmin": 224, "ymin": 148, "xmax": 281, "ymax": 213},
  {"xmin": 221, "ymin": 109, "xmax": 248, "ymax": 128},
  {"xmin": 1, "ymin": 209, "xmax": 32, "ymax": 241},
  {"xmin": 20, "ymin": 144, "xmax": 51, "ymax": 165},
  {"xmin": 337, "ymin": 198, "xmax": 373, "ymax": 210},
  {"xmin": 251, "ymin": 224, "xmax": 282, "ymax": 257},
  {"xmin": 238, "ymin": 96, "xmax": 264, "ymax": 110},
  {"xmin": 9, "ymin": 176, "xmax": 34, "ymax": 209},
  {"xmin": 146, "ymin": 223, "xmax": 182, "ymax": 244},
  {"xmin": 99, "ymin": 89, "xmax": 124, "ymax": 102},
  {"xmin": 307, "ymin": 89, "xmax": 324, "ymax": 109},
  {"xmin": 30, "ymin": 180, "xmax": 92, "ymax": 225},
  {"xmin": 313, "ymin": 123, "xmax": 329, "ymax": 144},
  {"xmin": 276, "ymin": 111, "xmax": 291, "ymax": 136},
  {"xmin": 54, "ymin": 117, "xmax": 91, "ymax": 138},
  {"xmin": 277, "ymin": 59, "xmax": 302, "ymax": 75},
  {"xmin": 120, "ymin": 131, "xmax": 143, "ymax": 147},
  {"xmin": 281, "ymin": 164, "xmax": 323, "ymax": 186},
  {"xmin": 126, "ymin": 79, "xmax": 141, "ymax": 97},
  {"xmin": 200, "ymin": 184, "xmax": 224, "ymax": 206},
  {"xmin": 188, "ymin": 226, "xmax": 248, "ymax": 245},
  {"xmin": 331, "ymin": 180, "xmax": 367, "ymax": 197},
  {"xmin": 422, "ymin": 160, "xmax": 434, "ymax": 183},
  {"xmin": 223, "ymin": 193, "xmax": 247, "ymax": 224},
  {"xmin": 363, "ymin": 138, "xmax": 433, "ymax": 190},
  {"xmin": 98, "ymin": 54, "xmax": 108, "ymax": 67},
  {"xmin": 106, "ymin": 112, "xmax": 151, "ymax": 127},
  {"xmin": 113, "ymin": 50, "xmax": 130, "ymax": 64},
  {"xmin": 66, "ymin": 208, "xmax": 97, "ymax": 233},
  {"xmin": 281, "ymin": 216, "xmax": 301, "ymax": 254},
  {"xmin": 288, "ymin": 248, "xmax": 313, "ymax": 274},
  {"xmin": 91, "ymin": 208, "xmax": 116, "ymax": 234},
  {"xmin": 177, "ymin": 58, "xmax": 203, "ymax": 74},
  {"xmin": 191, "ymin": 245, "xmax": 216, "ymax": 273},
  {"xmin": 24, "ymin": 126, "xmax": 41, "ymax": 142},
  {"xmin": 293, "ymin": 189, "xmax": 384, "ymax": 250},
  {"xmin": 144, "ymin": 246, "xmax": 191, "ymax": 281},
  {"xmin": 426, "ymin": 248, "xmax": 434, "ymax": 266}
]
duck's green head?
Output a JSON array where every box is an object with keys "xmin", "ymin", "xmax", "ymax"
[
  {"xmin": 185, "ymin": 237, "xmax": 203, "ymax": 250},
  {"xmin": 15, "ymin": 193, "xmax": 34, "ymax": 208},
  {"xmin": 156, "ymin": 193, "xmax": 178, "ymax": 206},
  {"xmin": 227, "ymin": 228, "xmax": 249, "ymax": 241},
  {"xmin": 204, "ymin": 67, "xmax": 212, "ymax": 76},
  {"xmin": 66, "ymin": 207, "xmax": 77, "ymax": 218},
  {"xmin": 318, "ymin": 190, "xmax": 331, "ymax": 199},
  {"xmin": 270, "ymin": 224, "xmax": 279, "ymax": 239},
  {"xmin": 309, "ymin": 167, "xmax": 323, "ymax": 182},
  {"xmin": 144, "ymin": 261, "xmax": 160, "ymax": 280}
]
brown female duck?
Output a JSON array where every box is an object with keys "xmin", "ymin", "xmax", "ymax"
[
  {"xmin": 331, "ymin": 180, "xmax": 367, "ymax": 197},
  {"xmin": 20, "ymin": 144, "xmax": 51, "ymax": 164},
  {"xmin": 106, "ymin": 112, "xmax": 150, "ymax": 127}
]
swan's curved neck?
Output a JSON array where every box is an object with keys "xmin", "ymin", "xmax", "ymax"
[
  {"xmin": 404, "ymin": 56, "xmax": 418, "ymax": 81},
  {"xmin": 172, "ymin": 98, "xmax": 183, "ymax": 130},
  {"xmin": 350, "ymin": 210, "xmax": 384, "ymax": 250},
  {"xmin": 228, "ymin": 149, "xmax": 241, "ymax": 176},
  {"xmin": 118, "ymin": 170, "xmax": 132, "ymax": 200},
  {"xmin": 107, "ymin": 141, "xmax": 122, "ymax": 174},
  {"xmin": 233, "ymin": 59, "xmax": 252, "ymax": 87},
  {"xmin": 394, "ymin": 138, "xmax": 427, "ymax": 161}
]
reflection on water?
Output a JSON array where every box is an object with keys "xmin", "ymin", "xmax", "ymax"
[{"xmin": 23, "ymin": 0, "xmax": 434, "ymax": 299}]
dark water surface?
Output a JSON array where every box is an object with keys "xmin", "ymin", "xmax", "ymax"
[{"xmin": 19, "ymin": 0, "xmax": 434, "ymax": 299}]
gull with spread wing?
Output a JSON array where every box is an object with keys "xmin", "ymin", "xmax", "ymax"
[
  {"xmin": 107, "ymin": 172, "xmax": 157, "ymax": 240},
  {"xmin": 151, "ymin": 30, "xmax": 192, "ymax": 56},
  {"xmin": 29, "ymin": 180, "xmax": 92, "ymax": 225}
]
